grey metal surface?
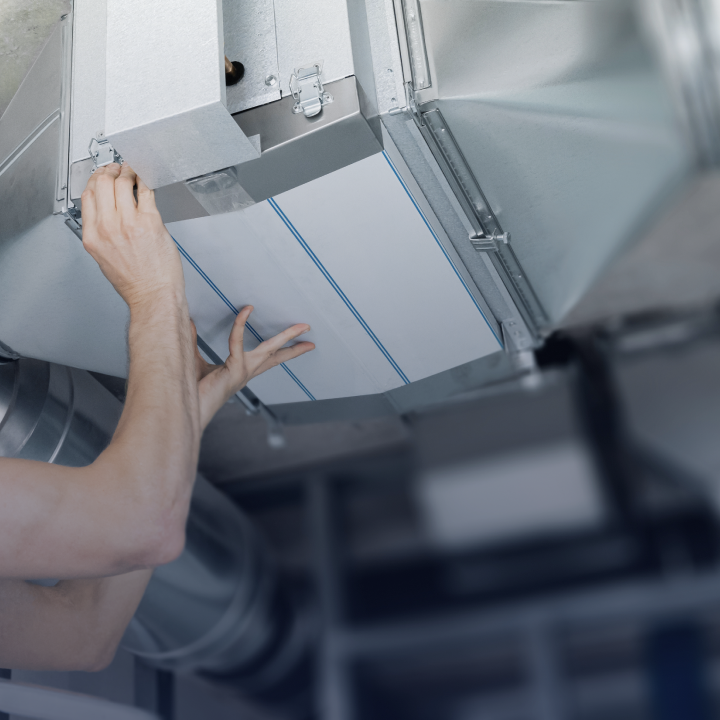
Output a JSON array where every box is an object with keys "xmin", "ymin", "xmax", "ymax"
[
  {"xmin": 142, "ymin": 76, "xmax": 383, "ymax": 222},
  {"xmin": 69, "ymin": 0, "xmax": 106, "ymax": 164},
  {"xmin": 0, "ymin": 114, "xmax": 61, "ymax": 246},
  {"xmin": 641, "ymin": 0, "xmax": 720, "ymax": 165},
  {"xmin": 411, "ymin": 0, "xmax": 692, "ymax": 324},
  {"xmin": 0, "ymin": 0, "xmax": 70, "ymax": 121},
  {"xmin": 104, "ymin": 0, "xmax": 259, "ymax": 189},
  {"xmin": 233, "ymin": 75, "xmax": 382, "ymax": 200},
  {"xmin": 0, "ymin": 358, "xmax": 121, "ymax": 466},
  {"xmin": 0, "ymin": 215, "xmax": 130, "ymax": 378},
  {"xmin": 0, "ymin": 26, "xmax": 128, "ymax": 377},
  {"xmin": 394, "ymin": 0, "xmax": 690, "ymax": 324},
  {"xmin": 380, "ymin": 114, "xmax": 534, "ymax": 349},
  {"xmin": 0, "ymin": 22, "xmax": 63, "ymax": 167},
  {"xmin": 223, "ymin": 0, "xmax": 281, "ymax": 114},
  {"xmin": 562, "ymin": 171, "xmax": 720, "ymax": 327},
  {"xmin": 345, "ymin": 0, "xmax": 407, "ymax": 120},
  {"xmin": 400, "ymin": 0, "xmax": 432, "ymax": 91},
  {"xmin": 269, "ymin": 349, "xmax": 523, "ymax": 424},
  {"xmin": 274, "ymin": 0, "xmax": 355, "ymax": 98}
]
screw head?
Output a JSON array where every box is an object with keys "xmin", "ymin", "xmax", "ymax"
[{"xmin": 265, "ymin": 74, "xmax": 278, "ymax": 87}]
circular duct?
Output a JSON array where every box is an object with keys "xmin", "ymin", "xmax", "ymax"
[{"xmin": 0, "ymin": 357, "xmax": 314, "ymax": 715}]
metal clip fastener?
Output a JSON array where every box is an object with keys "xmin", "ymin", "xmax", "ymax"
[
  {"xmin": 289, "ymin": 63, "xmax": 333, "ymax": 118},
  {"xmin": 470, "ymin": 231, "xmax": 511, "ymax": 252},
  {"xmin": 89, "ymin": 134, "xmax": 122, "ymax": 171},
  {"xmin": 63, "ymin": 206, "xmax": 83, "ymax": 240}
]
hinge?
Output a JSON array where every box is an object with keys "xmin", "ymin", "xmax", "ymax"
[
  {"xmin": 89, "ymin": 133, "xmax": 123, "ymax": 171},
  {"xmin": 469, "ymin": 231, "xmax": 511, "ymax": 253},
  {"xmin": 289, "ymin": 64, "xmax": 333, "ymax": 118}
]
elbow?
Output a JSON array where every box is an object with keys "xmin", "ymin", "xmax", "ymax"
[
  {"xmin": 121, "ymin": 488, "xmax": 190, "ymax": 569},
  {"xmin": 148, "ymin": 528, "xmax": 186, "ymax": 567},
  {"xmin": 83, "ymin": 643, "xmax": 118, "ymax": 673},
  {"xmin": 136, "ymin": 519, "xmax": 186, "ymax": 568}
]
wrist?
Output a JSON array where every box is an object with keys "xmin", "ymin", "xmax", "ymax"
[{"xmin": 127, "ymin": 284, "xmax": 187, "ymax": 319}]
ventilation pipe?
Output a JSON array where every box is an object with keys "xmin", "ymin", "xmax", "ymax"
[{"xmin": 0, "ymin": 356, "xmax": 313, "ymax": 715}]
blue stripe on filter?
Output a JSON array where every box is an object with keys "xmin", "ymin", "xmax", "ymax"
[
  {"xmin": 267, "ymin": 197, "xmax": 411, "ymax": 385},
  {"xmin": 381, "ymin": 151, "xmax": 503, "ymax": 348},
  {"xmin": 171, "ymin": 236, "xmax": 316, "ymax": 401}
]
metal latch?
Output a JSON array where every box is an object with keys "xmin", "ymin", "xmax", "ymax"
[
  {"xmin": 289, "ymin": 64, "xmax": 333, "ymax": 118},
  {"xmin": 89, "ymin": 133, "xmax": 122, "ymax": 171},
  {"xmin": 63, "ymin": 206, "xmax": 83, "ymax": 241},
  {"xmin": 470, "ymin": 231, "xmax": 511, "ymax": 252}
]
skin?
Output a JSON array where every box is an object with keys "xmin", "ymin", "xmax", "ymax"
[{"xmin": 0, "ymin": 163, "xmax": 314, "ymax": 671}]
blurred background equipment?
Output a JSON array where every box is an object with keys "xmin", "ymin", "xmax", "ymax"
[{"xmin": 3, "ymin": 0, "xmax": 720, "ymax": 718}]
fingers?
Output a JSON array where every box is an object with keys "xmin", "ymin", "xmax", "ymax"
[
  {"xmin": 93, "ymin": 164, "xmax": 122, "ymax": 219},
  {"xmin": 135, "ymin": 175, "xmax": 157, "ymax": 214},
  {"xmin": 254, "ymin": 323, "xmax": 311, "ymax": 357},
  {"xmin": 228, "ymin": 306, "xmax": 253, "ymax": 357},
  {"xmin": 257, "ymin": 341, "xmax": 315, "ymax": 373},
  {"xmin": 115, "ymin": 164, "xmax": 138, "ymax": 218},
  {"xmin": 79, "ymin": 185, "xmax": 97, "ymax": 236}
]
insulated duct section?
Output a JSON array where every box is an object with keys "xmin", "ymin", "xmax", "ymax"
[{"xmin": 0, "ymin": 356, "xmax": 312, "ymax": 714}]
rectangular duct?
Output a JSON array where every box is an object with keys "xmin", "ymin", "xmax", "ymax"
[{"xmin": 104, "ymin": 0, "xmax": 259, "ymax": 188}]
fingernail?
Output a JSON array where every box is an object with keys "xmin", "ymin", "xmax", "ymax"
[{"xmin": 303, "ymin": 325, "xmax": 311, "ymax": 333}]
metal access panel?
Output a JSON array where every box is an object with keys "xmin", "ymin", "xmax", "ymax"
[{"xmin": 172, "ymin": 149, "xmax": 501, "ymax": 404}]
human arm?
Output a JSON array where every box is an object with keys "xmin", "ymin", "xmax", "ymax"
[
  {"xmin": 0, "ymin": 571, "xmax": 152, "ymax": 671},
  {"xmin": 0, "ymin": 163, "xmax": 199, "ymax": 580},
  {"xmin": 0, "ymin": 163, "xmax": 313, "ymax": 580}
]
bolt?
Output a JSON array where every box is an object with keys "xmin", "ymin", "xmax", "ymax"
[{"xmin": 265, "ymin": 74, "xmax": 278, "ymax": 87}]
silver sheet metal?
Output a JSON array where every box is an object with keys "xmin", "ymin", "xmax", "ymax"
[
  {"xmin": 0, "ymin": 22, "xmax": 63, "ymax": 167},
  {"xmin": 69, "ymin": 0, "xmax": 106, "ymax": 165},
  {"xmin": 104, "ymin": 0, "xmax": 259, "ymax": 188},
  {"xmin": 404, "ymin": 0, "xmax": 693, "ymax": 325},
  {"xmin": 223, "ymin": 0, "xmax": 281, "ymax": 114},
  {"xmin": 147, "ymin": 76, "xmax": 383, "ymax": 223},
  {"xmin": 362, "ymin": 0, "xmax": 407, "ymax": 115},
  {"xmin": 274, "ymin": 0, "xmax": 355, "ymax": 97}
]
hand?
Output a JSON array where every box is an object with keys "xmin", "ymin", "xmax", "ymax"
[
  {"xmin": 192, "ymin": 306, "xmax": 315, "ymax": 429},
  {"xmin": 80, "ymin": 163, "xmax": 185, "ymax": 311}
]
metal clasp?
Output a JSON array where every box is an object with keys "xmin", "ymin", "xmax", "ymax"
[
  {"xmin": 470, "ymin": 231, "xmax": 511, "ymax": 252},
  {"xmin": 89, "ymin": 133, "xmax": 122, "ymax": 171},
  {"xmin": 289, "ymin": 63, "xmax": 333, "ymax": 118}
]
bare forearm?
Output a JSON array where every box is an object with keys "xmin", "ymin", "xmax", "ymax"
[
  {"xmin": 0, "ymin": 570, "xmax": 152, "ymax": 672},
  {"xmin": 0, "ymin": 294, "xmax": 199, "ymax": 579},
  {"xmin": 95, "ymin": 290, "xmax": 201, "ymax": 562}
]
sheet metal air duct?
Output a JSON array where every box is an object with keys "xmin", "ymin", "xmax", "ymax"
[{"xmin": 0, "ymin": 356, "xmax": 312, "ymax": 713}]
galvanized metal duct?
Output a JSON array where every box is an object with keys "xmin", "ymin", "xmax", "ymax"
[
  {"xmin": 0, "ymin": 357, "xmax": 120, "ymax": 466},
  {"xmin": 0, "ymin": 357, "xmax": 311, "ymax": 712}
]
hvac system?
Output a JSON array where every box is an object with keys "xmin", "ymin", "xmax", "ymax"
[{"xmin": 3, "ymin": 0, "xmax": 714, "ymax": 420}]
